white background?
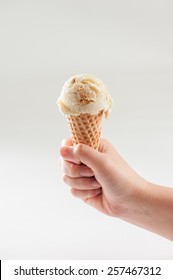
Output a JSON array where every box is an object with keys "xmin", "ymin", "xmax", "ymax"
[{"xmin": 0, "ymin": 0, "xmax": 173, "ymax": 259}]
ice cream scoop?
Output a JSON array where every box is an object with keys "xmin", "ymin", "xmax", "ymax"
[
  {"xmin": 58, "ymin": 74, "xmax": 112, "ymax": 117},
  {"xmin": 57, "ymin": 74, "xmax": 113, "ymax": 149}
]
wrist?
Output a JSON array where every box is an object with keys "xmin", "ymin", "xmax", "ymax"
[{"xmin": 117, "ymin": 178, "xmax": 152, "ymax": 221}]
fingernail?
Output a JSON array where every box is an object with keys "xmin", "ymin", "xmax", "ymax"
[{"xmin": 61, "ymin": 139, "xmax": 67, "ymax": 146}]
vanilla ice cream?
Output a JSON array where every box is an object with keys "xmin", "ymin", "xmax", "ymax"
[{"xmin": 57, "ymin": 74, "xmax": 113, "ymax": 117}]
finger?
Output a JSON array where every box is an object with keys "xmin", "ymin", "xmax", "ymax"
[
  {"xmin": 63, "ymin": 175, "xmax": 101, "ymax": 190},
  {"xmin": 59, "ymin": 146, "xmax": 81, "ymax": 164},
  {"xmin": 73, "ymin": 144, "xmax": 105, "ymax": 171},
  {"xmin": 61, "ymin": 138, "xmax": 73, "ymax": 147},
  {"xmin": 60, "ymin": 143, "xmax": 104, "ymax": 167},
  {"xmin": 60, "ymin": 138, "xmax": 109, "ymax": 168},
  {"xmin": 60, "ymin": 160, "xmax": 94, "ymax": 178},
  {"xmin": 70, "ymin": 187, "xmax": 102, "ymax": 200}
]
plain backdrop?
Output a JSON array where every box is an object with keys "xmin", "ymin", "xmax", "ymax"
[{"xmin": 0, "ymin": 0, "xmax": 173, "ymax": 259}]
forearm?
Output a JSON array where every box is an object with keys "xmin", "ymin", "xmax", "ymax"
[{"xmin": 120, "ymin": 182, "xmax": 173, "ymax": 240}]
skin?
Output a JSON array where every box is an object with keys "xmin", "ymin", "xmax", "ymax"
[{"xmin": 59, "ymin": 138, "xmax": 173, "ymax": 241}]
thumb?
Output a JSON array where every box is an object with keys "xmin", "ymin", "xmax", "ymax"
[{"xmin": 74, "ymin": 144, "xmax": 105, "ymax": 172}]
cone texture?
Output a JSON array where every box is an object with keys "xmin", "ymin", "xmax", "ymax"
[{"xmin": 66, "ymin": 110, "xmax": 103, "ymax": 149}]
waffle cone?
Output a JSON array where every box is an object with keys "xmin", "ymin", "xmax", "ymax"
[{"xmin": 66, "ymin": 110, "xmax": 103, "ymax": 149}]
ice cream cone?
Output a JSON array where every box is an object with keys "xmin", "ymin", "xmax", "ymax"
[
  {"xmin": 57, "ymin": 74, "xmax": 113, "ymax": 149},
  {"xmin": 66, "ymin": 110, "xmax": 103, "ymax": 149}
]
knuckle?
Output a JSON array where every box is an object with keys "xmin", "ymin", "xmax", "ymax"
[
  {"xmin": 70, "ymin": 188, "xmax": 77, "ymax": 197},
  {"xmin": 74, "ymin": 143, "xmax": 84, "ymax": 156},
  {"xmin": 62, "ymin": 174, "xmax": 67, "ymax": 183},
  {"xmin": 61, "ymin": 161, "xmax": 66, "ymax": 173},
  {"xmin": 62, "ymin": 161, "xmax": 76, "ymax": 177},
  {"xmin": 69, "ymin": 162, "xmax": 78, "ymax": 177}
]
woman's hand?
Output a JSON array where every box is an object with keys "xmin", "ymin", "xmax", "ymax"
[
  {"xmin": 59, "ymin": 138, "xmax": 173, "ymax": 241},
  {"xmin": 59, "ymin": 138, "xmax": 147, "ymax": 217}
]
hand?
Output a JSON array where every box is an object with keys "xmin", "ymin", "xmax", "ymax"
[
  {"xmin": 59, "ymin": 138, "xmax": 173, "ymax": 240},
  {"xmin": 59, "ymin": 138, "xmax": 147, "ymax": 217}
]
